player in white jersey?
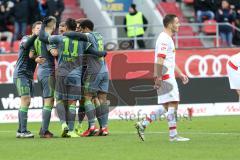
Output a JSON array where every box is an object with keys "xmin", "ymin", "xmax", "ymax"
[
  {"xmin": 227, "ymin": 52, "xmax": 240, "ymax": 101},
  {"xmin": 135, "ymin": 14, "xmax": 190, "ymax": 142}
]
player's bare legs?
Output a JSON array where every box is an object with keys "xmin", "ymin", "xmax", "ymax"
[
  {"xmin": 43, "ymin": 98, "xmax": 54, "ymax": 111},
  {"xmin": 21, "ymin": 96, "xmax": 31, "ymax": 107}
]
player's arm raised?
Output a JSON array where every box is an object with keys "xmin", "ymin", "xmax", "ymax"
[
  {"xmin": 39, "ymin": 17, "xmax": 60, "ymax": 44},
  {"xmin": 39, "ymin": 26, "xmax": 60, "ymax": 45},
  {"xmin": 21, "ymin": 35, "xmax": 38, "ymax": 50},
  {"xmin": 63, "ymin": 31, "xmax": 89, "ymax": 42},
  {"xmin": 39, "ymin": 22, "xmax": 49, "ymax": 44}
]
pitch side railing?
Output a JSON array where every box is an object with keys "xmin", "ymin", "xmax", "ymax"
[{"xmin": 95, "ymin": 22, "xmax": 240, "ymax": 50}]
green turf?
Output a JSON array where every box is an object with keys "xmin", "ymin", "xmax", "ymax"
[{"xmin": 0, "ymin": 116, "xmax": 240, "ymax": 160}]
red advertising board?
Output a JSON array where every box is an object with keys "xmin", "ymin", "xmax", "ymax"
[
  {"xmin": 0, "ymin": 54, "xmax": 38, "ymax": 84},
  {"xmin": 176, "ymin": 48, "xmax": 240, "ymax": 78},
  {"xmin": 1, "ymin": 48, "xmax": 240, "ymax": 83},
  {"xmin": 106, "ymin": 48, "xmax": 240, "ymax": 80}
]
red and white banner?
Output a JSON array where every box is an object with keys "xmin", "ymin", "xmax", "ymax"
[
  {"xmin": 1, "ymin": 103, "xmax": 240, "ymax": 123},
  {"xmin": 0, "ymin": 54, "xmax": 38, "ymax": 84},
  {"xmin": 1, "ymin": 48, "xmax": 240, "ymax": 83},
  {"xmin": 176, "ymin": 48, "xmax": 240, "ymax": 78},
  {"xmin": 0, "ymin": 54, "xmax": 17, "ymax": 84},
  {"xmin": 106, "ymin": 48, "xmax": 240, "ymax": 79}
]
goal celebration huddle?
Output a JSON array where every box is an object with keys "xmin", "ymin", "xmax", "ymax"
[
  {"xmin": 14, "ymin": 16, "xmax": 109, "ymax": 138},
  {"xmin": 14, "ymin": 14, "xmax": 230, "ymax": 142}
]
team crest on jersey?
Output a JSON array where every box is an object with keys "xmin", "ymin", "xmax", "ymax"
[
  {"xmin": 161, "ymin": 47, "xmax": 167, "ymax": 51},
  {"xmin": 160, "ymin": 43, "xmax": 167, "ymax": 51}
]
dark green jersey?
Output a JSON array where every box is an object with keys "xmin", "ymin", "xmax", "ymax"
[
  {"xmin": 31, "ymin": 37, "xmax": 55, "ymax": 80},
  {"xmin": 48, "ymin": 35, "xmax": 91, "ymax": 77},
  {"xmin": 13, "ymin": 36, "xmax": 37, "ymax": 79},
  {"xmin": 85, "ymin": 32, "xmax": 108, "ymax": 75}
]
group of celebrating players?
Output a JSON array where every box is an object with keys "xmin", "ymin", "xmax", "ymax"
[
  {"xmin": 15, "ymin": 12, "xmax": 240, "ymax": 142},
  {"xmin": 13, "ymin": 14, "xmax": 192, "ymax": 141},
  {"xmin": 13, "ymin": 16, "xmax": 109, "ymax": 138}
]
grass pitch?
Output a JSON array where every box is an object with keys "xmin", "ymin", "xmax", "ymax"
[{"xmin": 0, "ymin": 116, "xmax": 240, "ymax": 160}]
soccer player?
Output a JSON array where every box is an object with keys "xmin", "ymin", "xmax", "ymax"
[
  {"xmin": 13, "ymin": 21, "xmax": 42, "ymax": 138},
  {"xmin": 135, "ymin": 14, "xmax": 190, "ymax": 142},
  {"xmin": 58, "ymin": 21, "xmax": 66, "ymax": 35},
  {"xmin": 73, "ymin": 18, "xmax": 101, "ymax": 136},
  {"xmin": 227, "ymin": 52, "xmax": 240, "ymax": 101},
  {"xmin": 29, "ymin": 16, "xmax": 57, "ymax": 138},
  {"xmin": 64, "ymin": 19, "xmax": 109, "ymax": 136},
  {"xmin": 76, "ymin": 18, "xmax": 86, "ymax": 32},
  {"xmin": 39, "ymin": 17, "xmax": 106, "ymax": 137}
]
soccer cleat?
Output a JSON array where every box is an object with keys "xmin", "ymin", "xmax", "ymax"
[
  {"xmin": 67, "ymin": 131, "xmax": 80, "ymax": 138},
  {"xmin": 20, "ymin": 131, "xmax": 34, "ymax": 138},
  {"xmin": 75, "ymin": 124, "xmax": 84, "ymax": 136},
  {"xmin": 135, "ymin": 122, "xmax": 145, "ymax": 141},
  {"xmin": 39, "ymin": 128, "xmax": 54, "ymax": 138},
  {"xmin": 95, "ymin": 127, "xmax": 109, "ymax": 136},
  {"xmin": 169, "ymin": 136, "xmax": 190, "ymax": 142},
  {"xmin": 16, "ymin": 131, "xmax": 22, "ymax": 138},
  {"xmin": 61, "ymin": 123, "xmax": 69, "ymax": 138},
  {"xmin": 81, "ymin": 126, "xmax": 98, "ymax": 137}
]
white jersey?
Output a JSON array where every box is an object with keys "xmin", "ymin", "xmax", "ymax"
[
  {"xmin": 154, "ymin": 32, "xmax": 176, "ymax": 77},
  {"xmin": 229, "ymin": 52, "xmax": 240, "ymax": 67},
  {"xmin": 154, "ymin": 32, "xmax": 179, "ymax": 104},
  {"xmin": 227, "ymin": 52, "xmax": 240, "ymax": 89}
]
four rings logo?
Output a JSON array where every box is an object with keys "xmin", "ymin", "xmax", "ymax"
[
  {"xmin": 0, "ymin": 61, "xmax": 16, "ymax": 83},
  {"xmin": 185, "ymin": 55, "xmax": 230, "ymax": 78},
  {"xmin": 0, "ymin": 54, "xmax": 233, "ymax": 83}
]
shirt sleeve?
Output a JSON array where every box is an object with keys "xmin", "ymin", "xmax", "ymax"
[
  {"xmin": 48, "ymin": 35, "xmax": 62, "ymax": 44},
  {"xmin": 47, "ymin": 44, "xmax": 57, "ymax": 51},
  {"xmin": 155, "ymin": 39, "xmax": 168, "ymax": 59},
  {"xmin": 20, "ymin": 36, "xmax": 29, "ymax": 49},
  {"xmin": 83, "ymin": 41, "xmax": 92, "ymax": 51},
  {"xmin": 30, "ymin": 45, "xmax": 37, "ymax": 55}
]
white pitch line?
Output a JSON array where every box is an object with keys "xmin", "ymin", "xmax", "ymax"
[
  {"xmin": 0, "ymin": 130, "xmax": 240, "ymax": 136},
  {"xmin": 110, "ymin": 131, "xmax": 240, "ymax": 136}
]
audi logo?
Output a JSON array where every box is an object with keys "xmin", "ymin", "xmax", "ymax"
[
  {"xmin": 185, "ymin": 55, "xmax": 230, "ymax": 78},
  {"xmin": 0, "ymin": 54, "xmax": 232, "ymax": 83},
  {"xmin": 0, "ymin": 61, "xmax": 16, "ymax": 83}
]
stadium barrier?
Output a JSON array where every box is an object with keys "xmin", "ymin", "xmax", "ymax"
[
  {"xmin": 0, "ymin": 48, "xmax": 240, "ymax": 122},
  {"xmin": 1, "ymin": 22, "xmax": 239, "ymax": 53},
  {"xmin": 95, "ymin": 22, "xmax": 240, "ymax": 49}
]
